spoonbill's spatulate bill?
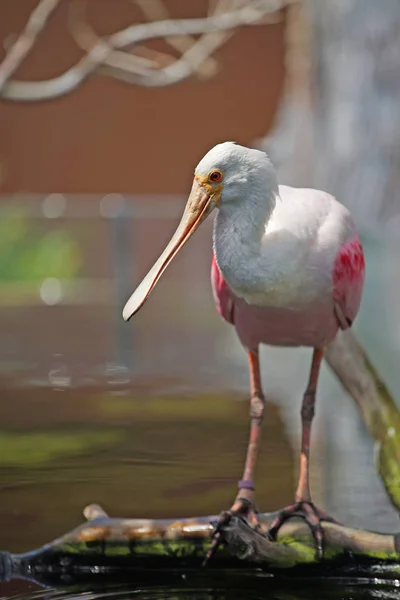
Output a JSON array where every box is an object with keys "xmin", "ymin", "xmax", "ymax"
[{"xmin": 123, "ymin": 142, "xmax": 365, "ymax": 562}]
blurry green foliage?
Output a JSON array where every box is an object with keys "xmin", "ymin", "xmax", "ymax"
[
  {"xmin": 0, "ymin": 207, "xmax": 82, "ymax": 281},
  {"xmin": 0, "ymin": 429, "xmax": 123, "ymax": 467}
]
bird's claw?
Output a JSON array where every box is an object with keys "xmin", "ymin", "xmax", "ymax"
[
  {"xmin": 268, "ymin": 500, "xmax": 338, "ymax": 560},
  {"xmin": 202, "ymin": 497, "xmax": 261, "ymax": 567}
]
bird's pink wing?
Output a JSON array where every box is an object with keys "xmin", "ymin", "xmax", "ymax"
[
  {"xmin": 211, "ymin": 253, "xmax": 235, "ymax": 324},
  {"xmin": 332, "ymin": 234, "xmax": 365, "ymax": 330}
]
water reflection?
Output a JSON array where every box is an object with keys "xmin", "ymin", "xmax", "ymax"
[
  {"xmin": 48, "ymin": 354, "xmax": 72, "ymax": 389},
  {"xmin": 0, "ymin": 197, "xmax": 400, "ymax": 599},
  {"xmin": 2, "ymin": 575, "xmax": 400, "ymax": 600}
]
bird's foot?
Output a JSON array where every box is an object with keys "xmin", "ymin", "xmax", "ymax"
[
  {"xmin": 202, "ymin": 486, "xmax": 262, "ymax": 566},
  {"xmin": 268, "ymin": 500, "xmax": 338, "ymax": 560}
]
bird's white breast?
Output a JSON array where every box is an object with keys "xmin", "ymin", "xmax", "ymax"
[{"xmin": 213, "ymin": 185, "xmax": 355, "ymax": 310}]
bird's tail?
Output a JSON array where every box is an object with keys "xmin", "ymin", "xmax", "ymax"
[{"xmin": 325, "ymin": 329, "xmax": 400, "ymax": 513}]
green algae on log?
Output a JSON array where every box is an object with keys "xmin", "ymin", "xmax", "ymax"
[
  {"xmin": 2, "ymin": 502, "xmax": 400, "ymax": 585},
  {"xmin": 325, "ymin": 329, "xmax": 400, "ymax": 512}
]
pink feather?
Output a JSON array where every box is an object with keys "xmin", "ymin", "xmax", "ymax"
[
  {"xmin": 211, "ymin": 233, "xmax": 365, "ymax": 350},
  {"xmin": 333, "ymin": 234, "xmax": 365, "ymax": 329}
]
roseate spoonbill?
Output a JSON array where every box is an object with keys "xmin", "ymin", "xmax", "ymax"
[{"xmin": 122, "ymin": 142, "xmax": 365, "ymax": 560}]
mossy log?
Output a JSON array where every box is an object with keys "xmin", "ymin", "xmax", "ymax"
[
  {"xmin": 325, "ymin": 330, "xmax": 400, "ymax": 511},
  {"xmin": 2, "ymin": 502, "xmax": 400, "ymax": 587}
]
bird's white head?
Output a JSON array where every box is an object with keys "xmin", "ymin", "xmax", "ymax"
[
  {"xmin": 195, "ymin": 141, "xmax": 277, "ymax": 208},
  {"xmin": 122, "ymin": 142, "xmax": 277, "ymax": 321}
]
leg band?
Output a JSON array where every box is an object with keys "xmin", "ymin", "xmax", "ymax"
[{"xmin": 238, "ymin": 479, "xmax": 255, "ymax": 491}]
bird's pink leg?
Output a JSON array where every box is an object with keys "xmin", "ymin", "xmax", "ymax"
[
  {"xmin": 268, "ymin": 347, "xmax": 338, "ymax": 559},
  {"xmin": 203, "ymin": 348, "xmax": 265, "ymax": 565},
  {"xmin": 296, "ymin": 347, "xmax": 323, "ymax": 503},
  {"xmin": 230, "ymin": 347, "xmax": 265, "ymax": 515}
]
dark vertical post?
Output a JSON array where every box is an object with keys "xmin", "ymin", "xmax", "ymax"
[{"xmin": 104, "ymin": 194, "xmax": 134, "ymax": 374}]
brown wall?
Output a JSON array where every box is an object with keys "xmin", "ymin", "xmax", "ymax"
[{"xmin": 0, "ymin": 0, "xmax": 286, "ymax": 194}]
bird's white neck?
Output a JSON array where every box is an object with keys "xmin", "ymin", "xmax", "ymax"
[{"xmin": 213, "ymin": 186, "xmax": 278, "ymax": 299}]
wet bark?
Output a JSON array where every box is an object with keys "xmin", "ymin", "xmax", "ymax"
[
  {"xmin": 1, "ymin": 496, "xmax": 400, "ymax": 586},
  {"xmin": 325, "ymin": 330, "xmax": 400, "ymax": 513}
]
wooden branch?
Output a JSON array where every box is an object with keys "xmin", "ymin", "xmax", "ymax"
[
  {"xmin": 69, "ymin": 1, "xmax": 220, "ymax": 83},
  {"xmin": 0, "ymin": 0, "xmax": 61, "ymax": 92},
  {"xmin": 70, "ymin": 0, "xmax": 284, "ymax": 87},
  {"xmin": 134, "ymin": 0, "xmax": 219, "ymax": 79},
  {"xmin": 325, "ymin": 329, "xmax": 400, "ymax": 513},
  {"xmin": 99, "ymin": 26, "xmax": 246, "ymax": 88},
  {"xmin": 0, "ymin": 0, "xmax": 284, "ymax": 102},
  {"xmin": 222, "ymin": 513, "xmax": 400, "ymax": 567},
  {"xmin": 1, "ymin": 502, "xmax": 400, "ymax": 587}
]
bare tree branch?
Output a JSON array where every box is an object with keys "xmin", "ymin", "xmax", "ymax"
[
  {"xmin": 71, "ymin": 0, "xmax": 268, "ymax": 88},
  {"xmin": 103, "ymin": 23, "xmax": 246, "ymax": 88},
  {"xmin": 134, "ymin": 0, "xmax": 219, "ymax": 79},
  {"xmin": 0, "ymin": 0, "xmax": 290, "ymax": 102},
  {"xmin": 69, "ymin": 1, "xmax": 160, "ymax": 77},
  {"xmin": 71, "ymin": 0, "xmax": 254, "ymax": 84},
  {"xmin": 72, "ymin": 0, "xmax": 285, "ymax": 87},
  {"xmin": 0, "ymin": 0, "xmax": 61, "ymax": 92}
]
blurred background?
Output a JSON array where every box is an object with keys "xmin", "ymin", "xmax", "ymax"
[{"xmin": 1, "ymin": 0, "xmax": 400, "ymax": 589}]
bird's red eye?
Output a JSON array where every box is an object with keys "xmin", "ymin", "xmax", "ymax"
[{"xmin": 209, "ymin": 170, "xmax": 222, "ymax": 182}]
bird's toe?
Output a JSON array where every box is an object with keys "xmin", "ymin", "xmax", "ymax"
[
  {"xmin": 202, "ymin": 497, "xmax": 262, "ymax": 566},
  {"xmin": 268, "ymin": 501, "xmax": 338, "ymax": 560}
]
